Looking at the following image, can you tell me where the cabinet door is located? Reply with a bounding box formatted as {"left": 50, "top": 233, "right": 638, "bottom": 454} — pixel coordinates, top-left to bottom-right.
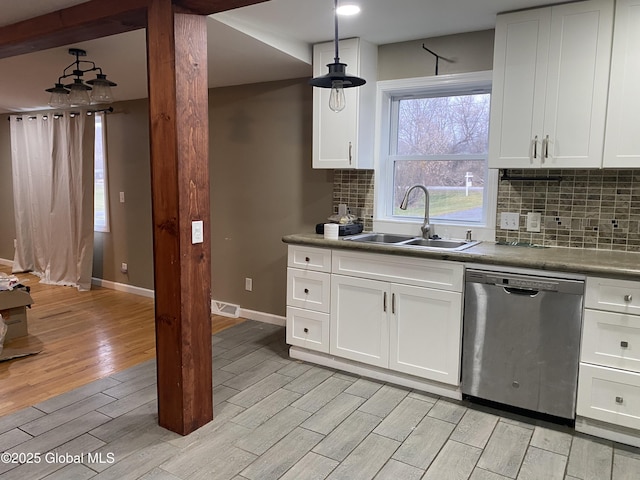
{"left": 488, "top": 8, "right": 550, "bottom": 169}
{"left": 389, "top": 284, "right": 462, "bottom": 385}
{"left": 312, "top": 39, "right": 360, "bottom": 169}
{"left": 330, "top": 274, "right": 389, "bottom": 368}
{"left": 543, "top": 0, "right": 613, "bottom": 168}
{"left": 603, "top": 0, "right": 640, "bottom": 168}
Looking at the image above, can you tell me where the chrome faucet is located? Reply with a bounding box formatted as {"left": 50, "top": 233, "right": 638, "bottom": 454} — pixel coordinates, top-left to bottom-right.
{"left": 399, "top": 185, "right": 432, "bottom": 239}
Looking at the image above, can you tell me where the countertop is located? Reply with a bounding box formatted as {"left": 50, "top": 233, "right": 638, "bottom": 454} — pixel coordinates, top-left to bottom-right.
{"left": 282, "top": 233, "right": 640, "bottom": 280}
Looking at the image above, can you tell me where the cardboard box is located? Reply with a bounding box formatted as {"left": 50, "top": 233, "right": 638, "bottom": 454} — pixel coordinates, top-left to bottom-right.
{"left": 0, "top": 288, "right": 33, "bottom": 341}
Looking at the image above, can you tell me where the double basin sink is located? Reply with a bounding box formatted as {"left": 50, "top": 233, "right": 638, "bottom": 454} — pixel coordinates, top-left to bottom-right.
{"left": 343, "top": 233, "right": 479, "bottom": 251}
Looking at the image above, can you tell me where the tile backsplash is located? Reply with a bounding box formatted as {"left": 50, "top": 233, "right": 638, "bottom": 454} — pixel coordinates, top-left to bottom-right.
{"left": 496, "top": 169, "right": 640, "bottom": 252}
{"left": 332, "top": 170, "right": 375, "bottom": 231}
{"left": 333, "top": 168, "right": 640, "bottom": 252}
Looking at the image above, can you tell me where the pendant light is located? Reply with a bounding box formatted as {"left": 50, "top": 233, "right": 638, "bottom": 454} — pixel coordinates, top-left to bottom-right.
{"left": 309, "top": 0, "right": 366, "bottom": 113}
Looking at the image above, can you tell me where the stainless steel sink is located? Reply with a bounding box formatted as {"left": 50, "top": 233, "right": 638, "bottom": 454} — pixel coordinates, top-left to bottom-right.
{"left": 403, "top": 238, "right": 480, "bottom": 250}
{"left": 344, "top": 232, "right": 479, "bottom": 251}
{"left": 344, "top": 233, "right": 416, "bottom": 244}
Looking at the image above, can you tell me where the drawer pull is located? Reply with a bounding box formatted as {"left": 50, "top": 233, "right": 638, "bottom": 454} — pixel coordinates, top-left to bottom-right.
{"left": 383, "top": 292, "right": 387, "bottom": 312}
{"left": 621, "top": 341, "right": 629, "bottom": 348}
{"left": 305, "top": 257, "right": 310, "bottom": 262}
{"left": 624, "top": 294, "right": 633, "bottom": 302}
{"left": 303, "top": 328, "right": 309, "bottom": 333}
{"left": 304, "top": 288, "right": 309, "bottom": 294}
{"left": 616, "top": 396, "right": 624, "bottom": 404}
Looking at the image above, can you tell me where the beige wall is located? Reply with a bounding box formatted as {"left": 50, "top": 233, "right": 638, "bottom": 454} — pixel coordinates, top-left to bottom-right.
{"left": 209, "top": 80, "right": 332, "bottom": 315}
{"left": 377, "top": 30, "right": 494, "bottom": 81}
{"left": 0, "top": 114, "right": 15, "bottom": 261}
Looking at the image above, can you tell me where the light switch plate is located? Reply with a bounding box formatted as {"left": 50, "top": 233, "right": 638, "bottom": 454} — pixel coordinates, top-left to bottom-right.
{"left": 526, "top": 212, "right": 542, "bottom": 232}
{"left": 191, "top": 220, "right": 204, "bottom": 244}
{"left": 500, "top": 212, "right": 520, "bottom": 230}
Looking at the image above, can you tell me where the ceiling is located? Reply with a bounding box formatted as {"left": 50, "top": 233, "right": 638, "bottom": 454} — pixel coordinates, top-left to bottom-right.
{"left": 0, "top": 0, "right": 561, "bottom": 113}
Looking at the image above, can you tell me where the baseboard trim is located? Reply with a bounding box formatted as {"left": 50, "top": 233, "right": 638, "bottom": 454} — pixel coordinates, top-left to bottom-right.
{"left": 91, "top": 277, "right": 155, "bottom": 298}
{"left": 0, "top": 258, "right": 13, "bottom": 267}
{"left": 240, "top": 308, "right": 286, "bottom": 327}
{"left": 289, "top": 346, "right": 461, "bottom": 400}
{"left": 575, "top": 416, "right": 640, "bottom": 448}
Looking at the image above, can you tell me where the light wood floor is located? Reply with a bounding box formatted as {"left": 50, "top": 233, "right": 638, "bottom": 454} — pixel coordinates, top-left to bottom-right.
{"left": 0, "top": 265, "right": 244, "bottom": 417}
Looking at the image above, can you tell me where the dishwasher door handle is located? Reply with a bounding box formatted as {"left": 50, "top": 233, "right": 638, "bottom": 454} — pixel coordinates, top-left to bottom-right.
{"left": 503, "top": 286, "right": 540, "bottom": 297}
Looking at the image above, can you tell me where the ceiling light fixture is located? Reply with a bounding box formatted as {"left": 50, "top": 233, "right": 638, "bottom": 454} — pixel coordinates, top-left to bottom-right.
{"left": 309, "top": 0, "right": 366, "bottom": 113}
{"left": 336, "top": 4, "right": 360, "bottom": 16}
{"left": 45, "top": 48, "right": 117, "bottom": 108}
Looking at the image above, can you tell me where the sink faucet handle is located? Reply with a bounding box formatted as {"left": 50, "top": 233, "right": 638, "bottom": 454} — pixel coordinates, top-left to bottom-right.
{"left": 466, "top": 230, "right": 472, "bottom": 241}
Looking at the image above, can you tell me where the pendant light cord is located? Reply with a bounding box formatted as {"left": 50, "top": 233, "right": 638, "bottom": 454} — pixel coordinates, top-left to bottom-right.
{"left": 333, "top": 0, "right": 340, "bottom": 63}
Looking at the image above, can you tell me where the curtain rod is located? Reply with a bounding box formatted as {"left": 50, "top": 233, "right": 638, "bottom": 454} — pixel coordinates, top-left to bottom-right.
{"left": 8, "top": 106, "right": 113, "bottom": 121}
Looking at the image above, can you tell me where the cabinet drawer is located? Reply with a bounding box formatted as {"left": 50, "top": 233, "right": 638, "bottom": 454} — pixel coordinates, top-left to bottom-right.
{"left": 288, "top": 245, "right": 331, "bottom": 272}
{"left": 287, "top": 268, "right": 330, "bottom": 313}
{"left": 585, "top": 277, "right": 640, "bottom": 314}
{"left": 577, "top": 363, "right": 640, "bottom": 430}
{"left": 286, "top": 307, "right": 329, "bottom": 353}
{"left": 332, "top": 250, "right": 463, "bottom": 292}
{"left": 582, "top": 309, "right": 640, "bottom": 373}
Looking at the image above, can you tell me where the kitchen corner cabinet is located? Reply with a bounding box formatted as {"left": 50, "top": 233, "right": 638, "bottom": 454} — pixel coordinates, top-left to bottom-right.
{"left": 489, "top": 0, "right": 613, "bottom": 169}
{"left": 603, "top": 0, "right": 640, "bottom": 168}
{"left": 312, "top": 38, "right": 377, "bottom": 169}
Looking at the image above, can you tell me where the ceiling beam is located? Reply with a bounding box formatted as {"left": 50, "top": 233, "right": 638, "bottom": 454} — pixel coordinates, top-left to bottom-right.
{"left": 0, "top": 0, "right": 269, "bottom": 60}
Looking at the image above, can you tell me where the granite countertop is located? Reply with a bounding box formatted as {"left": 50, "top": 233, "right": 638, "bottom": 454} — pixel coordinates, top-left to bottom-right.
{"left": 282, "top": 233, "right": 640, "bottom": 280}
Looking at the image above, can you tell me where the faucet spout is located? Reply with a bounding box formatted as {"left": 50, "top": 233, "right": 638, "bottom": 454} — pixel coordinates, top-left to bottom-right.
{"left": 399, "top": 185, "right": 432, "bottom": 239}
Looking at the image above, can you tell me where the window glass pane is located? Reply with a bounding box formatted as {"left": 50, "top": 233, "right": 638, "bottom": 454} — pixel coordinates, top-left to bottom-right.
{"left": 396, "top": 94, "right": 490, "bottom": 156}
{"left": 393, "top": 159, "right": 486, "bottom": 223}
{"left": 94, "top": 113, "right": 109, "bottom": 232}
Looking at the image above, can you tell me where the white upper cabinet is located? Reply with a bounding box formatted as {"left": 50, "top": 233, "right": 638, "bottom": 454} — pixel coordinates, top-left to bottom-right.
{"left": 312, "top": 38, "right": 377, "bottom": 169}
{"left": 489, "top": 0, "right": 613, "bottom": 169}
{"left": 603, "top": 0, "right": 640, "bottom": 168}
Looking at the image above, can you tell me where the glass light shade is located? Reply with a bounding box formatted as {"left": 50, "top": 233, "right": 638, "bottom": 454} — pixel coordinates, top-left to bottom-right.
{"left": 45, "top": 83, "right": 69, "bottom": 108}
{"left": 87, "top": 74, "right": 116, "bottom": 104}
{"left": 329, "top": 80, "right": 346, "bottom": 112}
{"left": 67, "top": 79, "right": 91, "bottom": 106}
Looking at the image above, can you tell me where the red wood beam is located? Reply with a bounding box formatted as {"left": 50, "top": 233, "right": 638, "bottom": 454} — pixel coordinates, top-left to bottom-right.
{"left": 0, "top": 0, "right": 149, "bottom": 59}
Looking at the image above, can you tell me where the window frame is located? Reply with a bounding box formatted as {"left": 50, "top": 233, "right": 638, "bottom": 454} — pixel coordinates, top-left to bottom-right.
{"left": 374, "top": 71, "right": 497, "bottom": 240}
{"left": 93, "top": 112, "right": 110, "bottom": 233}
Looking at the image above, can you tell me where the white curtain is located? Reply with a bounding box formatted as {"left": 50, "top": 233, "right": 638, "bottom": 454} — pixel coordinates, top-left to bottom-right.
{"left": 10, "top": 113, "right": 95, "bottom": 291}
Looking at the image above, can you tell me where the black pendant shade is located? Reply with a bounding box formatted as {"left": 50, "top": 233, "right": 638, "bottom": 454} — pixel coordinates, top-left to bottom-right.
{"left": 309, "top": 62, "right": 366, "bottom": 88}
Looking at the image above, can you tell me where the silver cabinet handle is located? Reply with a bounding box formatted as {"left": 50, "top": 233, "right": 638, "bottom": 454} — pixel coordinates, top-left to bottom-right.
{"left": 621, "top": 341, "right": 629, "bottom": 348}
{"left": 383, "top": 291, "right": 387, "bottom": 312}
{"left": 348, "top": 142, "right": 352, "bottom": 165}
{"left": 533, "top": 135, "right": 538, "bottom": 159}
{"left": 624, "top": 294, "right": 633, "bottom": 302}
{"left": 616, "top": 396, "right": 624, "bottom": 404}
{"left": 543, "top": 135, "right": 549, "bottom": 160}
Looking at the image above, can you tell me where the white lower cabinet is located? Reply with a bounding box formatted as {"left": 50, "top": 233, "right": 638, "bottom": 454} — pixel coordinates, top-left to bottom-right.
{"left": 390, "top": 283, "right": 462, "bottom": 385}
{"left": 330, "top": 275, "right": 389, "bottom": 368}
{"left": 577, "top": 276, "right": 640, "bottom": 445}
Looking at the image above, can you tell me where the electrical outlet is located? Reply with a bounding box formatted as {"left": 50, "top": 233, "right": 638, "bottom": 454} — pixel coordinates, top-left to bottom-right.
{"left": 245, "top": 278, "right": 253, "bottom": 292}
{"left": 119, "top": 191, "right": 125, "bottom": 203}
{"left": 121, "top": 262, "right": 128, "bottom": 273}
{"left": 526, "top": 212, "right": 542, "bottom": 232}
{"left": 500, "top": 212, "right": 520, "bottom": 230}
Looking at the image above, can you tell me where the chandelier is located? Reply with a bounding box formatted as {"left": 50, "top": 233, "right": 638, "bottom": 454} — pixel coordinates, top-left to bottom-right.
{"left": 45, "top": 48, "right": 117, "bottom": 108}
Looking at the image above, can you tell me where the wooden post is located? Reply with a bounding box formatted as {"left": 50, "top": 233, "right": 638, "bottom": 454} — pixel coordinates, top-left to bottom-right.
{"left": 146, "top": 0, "right": 212, "bottom": 435}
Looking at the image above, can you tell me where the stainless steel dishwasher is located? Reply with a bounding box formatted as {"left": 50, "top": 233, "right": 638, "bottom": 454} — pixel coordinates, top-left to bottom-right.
{"left": 461, "top": 268, "right": 584, "bottom": 420}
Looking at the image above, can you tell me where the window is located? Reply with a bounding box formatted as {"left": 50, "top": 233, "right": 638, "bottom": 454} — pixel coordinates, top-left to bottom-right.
{"left": 376, "top": 72, "right": 497, "bottom": 235}
{"left": 94, "top": 112, "right": 109, "bottom": 232}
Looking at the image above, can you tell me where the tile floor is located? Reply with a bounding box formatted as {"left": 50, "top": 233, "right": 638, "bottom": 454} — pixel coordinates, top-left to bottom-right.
{"left": 0, "top": 320, "right": 639, "bottom": 479}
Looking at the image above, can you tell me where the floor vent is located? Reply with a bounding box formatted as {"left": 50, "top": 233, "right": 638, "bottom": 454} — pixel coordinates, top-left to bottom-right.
{"left": 211, "top": 300, "right": 240, "bottom": 318}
